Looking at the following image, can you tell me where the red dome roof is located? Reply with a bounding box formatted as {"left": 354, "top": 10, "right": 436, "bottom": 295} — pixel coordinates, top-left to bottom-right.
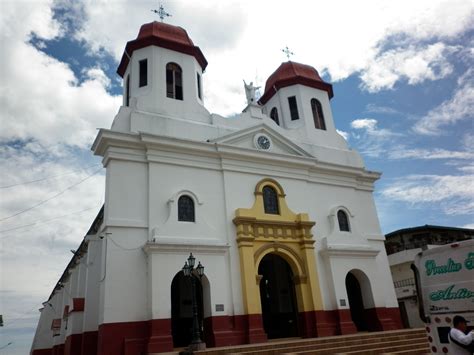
{"left": 117, "top": 21, "right": 207, "bottom": 77}
{"left": 258, "top": 61, "right": 333, "bottom": 105}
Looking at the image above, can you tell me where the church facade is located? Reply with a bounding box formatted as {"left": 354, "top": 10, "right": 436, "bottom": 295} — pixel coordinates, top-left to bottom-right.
{"left": 31, "top": 21, "right": 402, "bottom": 355}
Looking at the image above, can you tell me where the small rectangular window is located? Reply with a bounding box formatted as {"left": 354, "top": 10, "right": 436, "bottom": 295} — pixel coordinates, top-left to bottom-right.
{"left": 139, "top": 59, "right": 147, "bottom": 87}
{"left": 197, "top": 73, "right": 202, "bottom": 100}
{"left": 288, "top": 96, "right": 299, "bottom": 120}
{"left": 166, "top": 69, "right": 173, "bottom": 98}
{"left": 175, "top": 70, "right": 183, "bottom": 100}
{"left": 125, "top": 75, "right": 130, "bottom": 106}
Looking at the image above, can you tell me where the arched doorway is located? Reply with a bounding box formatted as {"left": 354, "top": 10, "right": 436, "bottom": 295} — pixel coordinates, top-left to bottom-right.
{"left": 345, "top": 270, "right": 380, "bottom": 332}
{"left": 258, "top": 254, "right": 299, "bottom": 339}
{"left": 345, "top": 272, "right": 367, "bottom": 331}
{"left": 171, "top": 271, "right": 204, "bottom": 347}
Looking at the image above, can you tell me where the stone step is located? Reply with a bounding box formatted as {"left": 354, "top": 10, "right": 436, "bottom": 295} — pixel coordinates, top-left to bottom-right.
{"left": 336, "top": 342, "right": 430, "bottom": 355}
{"left": 285, "top": 337, "right": 429, "bottom": 355}
{"left": 196, "top": 329, "right": 428, "bottom": 355}
{"left": 380, "top": 348, "right": 430, "bottom": 354}
{"left": 236, "top": 335, "right": 428, "bottom": 355}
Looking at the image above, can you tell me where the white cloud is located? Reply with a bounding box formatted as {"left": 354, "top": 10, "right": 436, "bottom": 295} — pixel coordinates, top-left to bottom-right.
{"left": 351, "top": 118, "right": 398, "bottom": 137}
{"left": 384, "top": 0, "right": 474, "bottom": 40}
{"left": 381, "top": 174, "right": 474, "bottom": 215}
{"left": 360, "top": 43, "right": 457, "bottom": 92}
{"left": 457, "top": 165, "right": 474, "bottom": 173}
{"left": 351, "top": 118, "right": 377, "bottom": 130}
{"left": 389, "top": 147, "right": 474, "bottom": 160}
{"left": 349, "top": 118, "right": 402, "bottom": 157}
{"left": 413, "top": 70, "right": 474, "bottom": 135}
{"left": 0, "top": 1, "right": 121, "bottom": 148}
{"left": 336, "top": 129, "right": 349, "bottom": 140}
{"left": 0, "top": 4, "right": 114, "bottom": 352}
{"left": 0, "top": 143, "right": 104, "bottom": 354}
{"left": 365, "top": 103, "right": 401, "bottom": 115}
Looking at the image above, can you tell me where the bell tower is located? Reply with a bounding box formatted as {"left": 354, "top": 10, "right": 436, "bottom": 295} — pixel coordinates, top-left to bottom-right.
{"left": 116, "top": 21, "right": 209, "bottom": 122}
{"left": 259, "top": 61, "right": 345, "bottom": 148}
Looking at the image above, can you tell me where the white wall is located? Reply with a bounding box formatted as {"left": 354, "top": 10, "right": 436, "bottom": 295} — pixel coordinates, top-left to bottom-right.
{"left": 96, "top": 138, "right": 395, "bottom": 324}
{"left": 82, "top": 235, "right": 103, "bottom": 332}
{"left": 30, "top": 306, "right": 54, "bottom": 352}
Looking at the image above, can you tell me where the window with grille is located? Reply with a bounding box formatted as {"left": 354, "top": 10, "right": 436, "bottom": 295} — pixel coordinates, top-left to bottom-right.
{"left": 337, "top": 210, "right": 350, "bottom": 232}
{"left": 288, "top": 96, "right": 299, "bottom": 121}
{"left": 311, "top": 98, "right": 326, "bottom": 130}
{"left": 178, "top": 195, "right": 195, "bottom": 222}
{"left": 263, "top": 186, "right": 279, "bottom": 214}
{"left": 270, "top": 107, "right": 280, "bottom": 125}
{"left": 166, "top": 63, "right": 183, "bottom": 100}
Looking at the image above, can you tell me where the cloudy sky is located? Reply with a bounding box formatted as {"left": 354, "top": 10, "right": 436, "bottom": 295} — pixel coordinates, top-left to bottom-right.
{"left": 0, "top": 0, "right": 473, "bottom": 353}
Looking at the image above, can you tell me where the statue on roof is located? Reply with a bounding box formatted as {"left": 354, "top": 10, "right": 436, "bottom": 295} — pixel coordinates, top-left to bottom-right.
{"left": 243, "top": 80, "right": 260, "bottom": 105}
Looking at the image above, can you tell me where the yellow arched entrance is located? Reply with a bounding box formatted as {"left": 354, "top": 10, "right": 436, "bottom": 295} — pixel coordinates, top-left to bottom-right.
{"left": 233, "top": 179, "right": 323, "bottom": 331}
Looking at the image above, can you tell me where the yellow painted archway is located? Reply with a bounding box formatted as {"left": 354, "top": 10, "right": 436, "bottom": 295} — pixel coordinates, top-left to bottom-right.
{"left": 233, "top": 178, "right": 323, "bottom": 318}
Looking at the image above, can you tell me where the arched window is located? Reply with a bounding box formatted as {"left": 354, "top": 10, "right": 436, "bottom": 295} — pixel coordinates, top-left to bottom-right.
{"left": 125, "top": 75, "right": 130, "bottom": 107}
{"left": 178, "top": 195, "right": 195, "bottom": 222}
{"left": 311, "top": 99, "right": 326, "bottom": 130}
{"left": 262, "top": 186, "right": 279, "bottom": 214}
{"left": 337, "top": 210, "right": 350, "bottom": 232}
{"left": 166, "top": 63, "right": 183, "bottom": 100}
{"left": 270, "top": 107, "right": 280, "bottom": 126}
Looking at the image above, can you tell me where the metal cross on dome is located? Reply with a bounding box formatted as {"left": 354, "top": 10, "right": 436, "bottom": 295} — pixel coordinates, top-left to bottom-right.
{"left": 151, "top": 4, "right": 172, "bottom": 22}
{"left": 281, "top": 46, "right": 294, "bottom": 60}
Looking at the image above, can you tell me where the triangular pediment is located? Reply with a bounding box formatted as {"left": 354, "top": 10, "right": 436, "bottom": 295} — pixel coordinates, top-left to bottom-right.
{"left": 210, "top": 124, "right": 314, "bottom": 158}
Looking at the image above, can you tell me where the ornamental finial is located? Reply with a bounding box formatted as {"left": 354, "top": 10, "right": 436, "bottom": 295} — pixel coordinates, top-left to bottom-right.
{"left": 281, "top": 46, "right": 294, "bottom": 60}
{"left": 151, "top": 4, "right": 172, "bottom": 22}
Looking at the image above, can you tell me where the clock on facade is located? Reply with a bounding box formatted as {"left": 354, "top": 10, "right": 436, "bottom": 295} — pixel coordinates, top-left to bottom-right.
{"left": 254, "top": 134, "right": 272, "bottom": 150}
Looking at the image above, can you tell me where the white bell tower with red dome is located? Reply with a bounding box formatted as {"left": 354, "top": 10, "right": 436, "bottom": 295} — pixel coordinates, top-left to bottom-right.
{"left": 258, "top": 61, "right": 346, "bottom": 149}
{"left": 116, "top": 21, "right": 210, "bottom": 123}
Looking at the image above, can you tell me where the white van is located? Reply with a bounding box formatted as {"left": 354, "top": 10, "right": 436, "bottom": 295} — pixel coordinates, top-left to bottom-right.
{"left": 411, "top": 239, "right": 474, "bottom": 354}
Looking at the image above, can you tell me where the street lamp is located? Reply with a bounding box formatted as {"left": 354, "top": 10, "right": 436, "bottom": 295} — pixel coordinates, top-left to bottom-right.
{"left": 181, "top": 253, "right": 206, "bottom": 352}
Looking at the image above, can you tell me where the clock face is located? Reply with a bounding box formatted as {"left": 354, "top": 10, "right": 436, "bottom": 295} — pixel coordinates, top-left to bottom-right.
{"left": 256, "top": 135, "right": 271, "bottom": 150}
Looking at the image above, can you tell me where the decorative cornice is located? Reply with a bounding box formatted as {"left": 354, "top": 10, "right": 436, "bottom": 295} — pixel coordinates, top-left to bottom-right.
{"left": 320, "top": 245, "right": 380, "bottom": 258}
{"left": 143, "top": 242, "right": 229, "bottom": 254}
{"left": 92, "top": 129, "right": 381, "bottom": 188}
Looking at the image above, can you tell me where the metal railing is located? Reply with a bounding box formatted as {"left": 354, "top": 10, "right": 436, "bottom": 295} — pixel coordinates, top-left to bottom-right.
{"left": 394, "top": 278, "right": 415, "bottom": 288}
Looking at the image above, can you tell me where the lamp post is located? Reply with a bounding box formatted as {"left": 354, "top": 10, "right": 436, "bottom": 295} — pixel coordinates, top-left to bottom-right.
{"left": 182, "top": 253, "right": 206, "bottom": 352}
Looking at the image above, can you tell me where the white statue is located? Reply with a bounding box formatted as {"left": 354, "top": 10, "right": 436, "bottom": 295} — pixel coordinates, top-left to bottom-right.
{"left": 243, "top": 80, "right": 260, "bottom": 105}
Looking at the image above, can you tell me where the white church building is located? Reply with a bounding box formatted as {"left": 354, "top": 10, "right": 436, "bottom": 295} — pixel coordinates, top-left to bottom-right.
{"left": 31, "top": 21, "right": 402, "bottom": 355}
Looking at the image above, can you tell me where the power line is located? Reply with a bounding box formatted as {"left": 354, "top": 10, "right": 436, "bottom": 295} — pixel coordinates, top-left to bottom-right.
{"left": 0, "top": 168, "right": 103, "bottom": 222}
{"left": 2, "top": 304, "right": 41, "bottom": 328}
{"left": 0, "top": 163, "right": 101, "bottom": 189}
{"left": 108, "top": 235, "right": 145, "bottom": 251}
{"left": 0, "top": 205, "right": 101, "bottom": 238}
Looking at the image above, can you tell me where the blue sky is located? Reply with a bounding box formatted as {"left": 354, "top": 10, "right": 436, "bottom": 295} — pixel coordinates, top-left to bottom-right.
{"left": 0, "top": 0, "right": 473, "bottom": 353}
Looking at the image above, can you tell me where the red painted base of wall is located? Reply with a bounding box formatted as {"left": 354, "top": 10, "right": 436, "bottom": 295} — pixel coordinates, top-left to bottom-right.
{"left": 32, "top": 307, "right": 403, "bottom": 355}
{"left": 147, "top": 319, "right": 173, "bottom": 353}
{"left": 51, "top": 344, "right": 64, "bottom": 355}
{"left": 81, "top": 331, "right": 98, "bottom": 355}
{"left": 367, "top": 307, "right": 403, "bottom": 331}
{"left": 32, "top": 349, "right": 53, "bottom": 355}
{"left": 64, "top": 334, "right": 82, "bottom": 355}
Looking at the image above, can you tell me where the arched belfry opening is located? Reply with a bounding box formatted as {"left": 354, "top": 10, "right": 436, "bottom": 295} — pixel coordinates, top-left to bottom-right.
{"left": 258, "top": 253, "right": 299, "bottom": 339}
{"left": 171, "top": 271, "right": 206, "bottom": 347}
{"left": 233, "top": 178, "right": 324, "bottom": 342}
{"left": 345, "top": 270, "right": 381, "bottom": 332}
